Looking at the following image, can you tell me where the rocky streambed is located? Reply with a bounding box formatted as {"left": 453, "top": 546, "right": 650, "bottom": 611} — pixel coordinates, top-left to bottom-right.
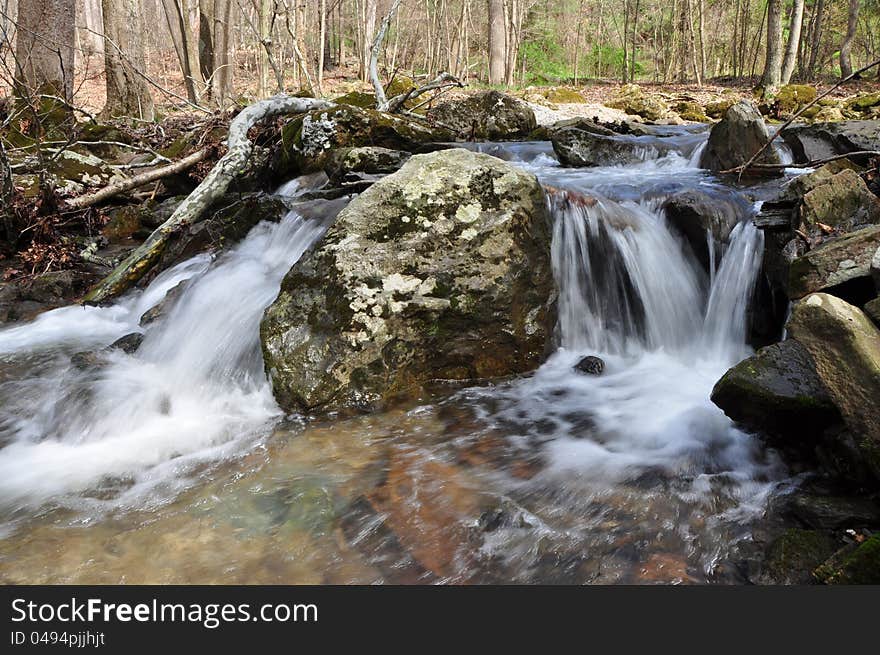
{"left": 1, "top": 91, "right": 880, "bottom": 584}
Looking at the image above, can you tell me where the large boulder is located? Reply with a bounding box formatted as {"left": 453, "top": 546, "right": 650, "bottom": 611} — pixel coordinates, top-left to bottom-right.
{"left": 781, "top": 120, "right": 880, "bottom": 166}
{"left": 426, "top": 91, "right": 537, "bottom": 140}
{"left": 550, "top": 121, "right": 672, "bottom": 167}
{"left": 787, "top": 293, "right": 880, "bottom": 480}
{"left": 277, "top": 105, "right": 453, "bottom": 175}
{"left": 699, "top": 100, "right": 782, "bottom": 172}
{"left": 872, "top": 245, "right": 880, "bottom": 289}
{"left": 606, "top": 84, "right": 670, "bottom": 121}
{"left": 323, "top": 146, "right": 411, "bottom": 186}
{"left": 261, "top": 148, "right": 556, "bottom": 413}
{"left": 710, "top": 339, "right": 840, "bottom": 442}
{"left": 788, "top": 225, "right": 880, "bottom": 300}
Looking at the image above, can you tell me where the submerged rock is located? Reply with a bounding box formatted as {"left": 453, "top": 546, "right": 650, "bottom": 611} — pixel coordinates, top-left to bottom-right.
{"left": 699, "top": 100, "right": 782, "bottom": 172}
{"left": 710, "top": 339, "right": 840, "bottom": 442}
{"left": 781, "top": 120, "right": 880, "bottom": 166}
{"left": 426, "top": 90, "right": 536, "bottom": 140}
{"left": 574, "top": 355, "right": 605, "bottom": 376}
{"left": 787, "top": 293, "right": 880, "bottom": 481}
{"left": 788, "top": 225, "right": 880, "bottom": 301}
{"left": 661, "top": 189, "right": 748, "bottom": 270}
{"left": 261, "top": 148, "right": 556, "bottom": 413}
{"left": 550, "top": 122, "right": 671, "bottom": 167}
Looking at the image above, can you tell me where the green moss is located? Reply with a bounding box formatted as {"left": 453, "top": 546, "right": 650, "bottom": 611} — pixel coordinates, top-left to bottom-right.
{"left": 764, "top": 528, "right": 837, "bottom": 584}
{"left": 705, "top": 98, "right": 735, "bottom": 119}
{"left": 674, "top": 101, "right": 709, "bottom": 122}
{"left": 333, "top": 91, "right": 376, "bottom": 109}
{"left": 815, "top": 534, "right": 880, "bottom": 584}
{"left": 845, "top": 92, "right": 880, "bottom": 112}
{"left": 544, "top": 88, "right": 585, "bottom": 104}
{"left": 777, "top": 84, "right": 817, "bottom": 114}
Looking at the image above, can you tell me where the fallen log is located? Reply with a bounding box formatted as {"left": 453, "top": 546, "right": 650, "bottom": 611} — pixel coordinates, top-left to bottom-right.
{"left": 66, "top": 148, "right": 208, "bottom": 210}
{"left": 82, "top": 95, "right": 331, "bottom": 304}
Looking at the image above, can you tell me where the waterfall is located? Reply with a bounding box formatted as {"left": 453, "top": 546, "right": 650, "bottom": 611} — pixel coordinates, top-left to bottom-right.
{"left": 0, "top": 202, "right": 331, "bottom": 514}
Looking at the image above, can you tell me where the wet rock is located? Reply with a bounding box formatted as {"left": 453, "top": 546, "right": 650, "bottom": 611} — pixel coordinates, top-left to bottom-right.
{"left": 550, "top": 123, "right": 672, "bottom": 167}
{"left": 758, "top": 528, "right": 837, "bottom": 585}
{"left": 606, "top": 84, "right": 670, "bottom": 122}
{"left": 788, "top": 225, "right": 880, "bottom": 301}
{"left": 426, "top": 90, "right": 537, "bottom": 140}
{"left": 710, "top": 339, "right": 840, "bottom": 442}
{"left": 323, "top": 146, "right": 411, "bottom": 185}
{"left": 778, "top": 492, "right": 880, "bottom": 531}
{"left": 814, "top": 533, "right": 880, "bottom": 584}
{"left": 110, "top": 332, "right": 144, "bottom": 353}
{"left": 865, "top": 298, "right": 880, "bottom": 327}
{"left": 700, "top": 100, "right": 782, "bottom": 172}
{"left": 781, "top": 120, "right": 880, "bottom": 166}
{"left": 574, "top": 355, "right": 605, "bottom": 376}
{"left": 71, "top": 332, "right": 143, "bottom": 370}
{"left": 261, "top": 148, "right": 555, "bottom": 413}
{"left": 787, "top": 162, "right": 880, "bottom": 234}
{"left": 787, "top": 293, "right": 880, "bottom": 481}
{"left": 0, "top": 269, "right": 100, "bottom": 324}
{"left": 277, "top": 105, "right": 453, "bottom": 176}
{"left": 155, "top": 192, "right": 291, "bottom": 275}
{"left": 139, "top": 280, "right": 188, "bottom": 327}
{"left": 662, "top": 189, "right": 748, "bottom": 270}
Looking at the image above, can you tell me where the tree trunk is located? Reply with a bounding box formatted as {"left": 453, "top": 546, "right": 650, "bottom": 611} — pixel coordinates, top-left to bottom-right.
{"left": 0, "top": 138, "right": 14, "bottom": 242}
{"left": 806, "top": 0, "right": 826, "bottom": 79}
{"left": 780, "top": 0, "right": 804, "bottom": 84}
{"left": 14, "top": 0, "right": 76, "bottom": 102}
{"left": 211, "top": 0, "right": 234, "bottom": 106}
{"left": 258, "top": 0, "right": 272, "bottom": 97}
{"left": 760, "top": 0, "right": 783, "bottom": 93}
{"left": 487, "top": 0, "right": 505, "bottom": 84}
{"left": 318, "top": 0, "right": 327, "bottom": 95}
{"left": 164, "top": 0, "right": 205, "bottom": 103}
{"left": 101, "top": 0, "right": 155, "bottom": 119}
{"left": 361, "top": 0, "right": 377, "bottom": 83}
{"left": 839, "top": 0, "right": 859, "bottom": 79}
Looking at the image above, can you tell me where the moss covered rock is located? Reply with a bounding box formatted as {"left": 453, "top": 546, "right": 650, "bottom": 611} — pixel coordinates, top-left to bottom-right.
{"left": 760, "top": 528, "right": 838, "bottom": 585}
{"left": 710, "top": 339, "right": 840, "bottom": 442}
{"left": 544, "top": 88, "right": 586, "bottom": 104}
{"left": 278, "top": 105, "right": 453, "bottom": 176}
{"left": 776, "top": 84, "right": 817, "bottom": 115}
{"left": 260, "top": 148, "right": 556, "bottom": 413}
{"left": 814, "top": 534, "right": 880, "bottom": 584}
{"left": 789, "top": 163, "right": 880, "bottom": 234}
{"left": 607, "top": 84, "right": 670, "bottom": 121}
{"left": 427, "top": 91, "right": 537, "bottom": 140}
{"left": 323, "top": 146, "right": 411, "bottom": 185}
{"left": 674, "top": 101, "right": 709, "bottom": 122}
{"left": 787, "top": 293, "right": 880, "bottom": 481}
{"left": 705, "top": 97, "right": 736, "bottom": 119}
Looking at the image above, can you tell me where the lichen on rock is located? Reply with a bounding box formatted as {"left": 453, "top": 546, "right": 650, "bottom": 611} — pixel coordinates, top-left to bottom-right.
{"left": 260, "top": 148, "right": 557, "bottom": 413}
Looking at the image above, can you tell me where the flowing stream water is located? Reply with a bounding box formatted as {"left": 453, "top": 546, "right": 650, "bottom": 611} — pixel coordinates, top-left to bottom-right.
{"left": 0, "top": 127, "right": 799, "bottom": 583}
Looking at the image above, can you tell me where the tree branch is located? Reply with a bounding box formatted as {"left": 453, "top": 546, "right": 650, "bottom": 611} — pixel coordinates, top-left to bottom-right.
{"left": 81, "top": 95, "right": 331, "bottom": 304}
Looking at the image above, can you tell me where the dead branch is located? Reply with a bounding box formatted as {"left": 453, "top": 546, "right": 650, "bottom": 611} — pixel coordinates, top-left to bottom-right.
{"left": 65, "top": 148, "right": 209, "bottom": 210}
{"left": 728, "top": 57, "right": 880, "bottom": 178}
{"left": 386, "top": 72, "right": 464, "bottom": 114}
{"left": 81, "top": 95, "right": 331, "bottom": 304}
{"left": 370, "top": 0, "right": 403, "bottom": 111}
{"left": 725, "top": 150, "right": 880, "bottom": 174}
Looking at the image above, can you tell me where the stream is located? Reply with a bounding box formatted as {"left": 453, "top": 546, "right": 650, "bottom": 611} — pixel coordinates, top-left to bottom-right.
{"left": 0, "top": 126, "right": 803, "bottom": 584}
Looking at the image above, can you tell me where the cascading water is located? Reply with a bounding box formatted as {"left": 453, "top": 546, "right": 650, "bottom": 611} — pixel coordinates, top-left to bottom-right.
{"left": 0, "top": 191, "right": 333, "bottom": 522}
{"left": 0, "top": 125, "right": 793, "bottom": 583}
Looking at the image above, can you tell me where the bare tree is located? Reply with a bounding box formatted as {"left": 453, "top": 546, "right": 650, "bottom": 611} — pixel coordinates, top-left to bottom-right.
{"left": 759, "top": 0, "right": 782, "bottom": 94}
{"left": 14, "top": 0, "right": 76, "bottom": 102}
{"left": 102, "top": 0, "right": 155, "bottom": 119}
{"left": 488, "top": 0, "right": 505, "bottom": 84}
{"left": 162, "top": 0, "right": 205, "bottom": 102}
{"left": 839, "top": 0, "right": 859, "bottom": 79}
{"left": 780, "top": 0, "right": 804, "bottom": 84}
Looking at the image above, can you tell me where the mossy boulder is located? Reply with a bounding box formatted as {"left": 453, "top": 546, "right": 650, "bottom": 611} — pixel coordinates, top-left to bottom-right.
{"left": 277, "top": 105, "right": 453, "bottom": 176}
{"left": 844, "top": 92, "right": 880, "bottom": 113}
{"left": 788, "top": 225, "right": 880, "bottom": 300}
{"left": 543, "top": 88, "right": 586, "bottom": 104}
{"left": 787, "top": 293, "right": 880, "bottom": 481}
{"left": 607, "top": 84, "right": 669, "bottom": 122}
{"left": 333, "top": 91, "right": 376, "bottom": 109}
{"left": 260, "top": 148, "right": 556, "bottom": 413}
{"left": 705, "top": 97, "right": 736, "bottom": 119}
{"left": 814, "top": 534, "right": 880, "bottom": 584}
{"left": 776, "top": 84, "right": 817, "bottom": 115}
{"left": 426, "top": 90, "right": 537, "bottom": 140}
{"left": 710, "top": 339, "right": 840, "bottom": 443}
{"left": 674, "top": 101, "right": 709, "bottom": 122}
{"left": 700, "top": 100, "right": 782, "bottom": 172}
